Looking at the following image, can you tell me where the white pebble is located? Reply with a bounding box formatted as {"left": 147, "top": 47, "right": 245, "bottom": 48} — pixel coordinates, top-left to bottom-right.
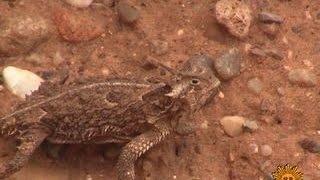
{"left": 65, "top": 0, "right": 94, "bottom": 8}
{"left": 2, "top": 66, "right": 44, "bottom": 99}
{"left": 220, "top": 116, "right": 245, "bottom": 137}
{"left": 260, "top": 144, "right": 273, "bottom": 157}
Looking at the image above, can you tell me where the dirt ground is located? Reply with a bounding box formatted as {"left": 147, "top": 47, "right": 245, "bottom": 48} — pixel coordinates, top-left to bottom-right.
{"left": 0, "top": 0, "right": 320, "bottom": 179}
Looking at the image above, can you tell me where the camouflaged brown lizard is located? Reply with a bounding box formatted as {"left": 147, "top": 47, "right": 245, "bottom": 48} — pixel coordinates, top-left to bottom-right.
{"left": 0, "top": 56, "right": 220, "bottom": 180}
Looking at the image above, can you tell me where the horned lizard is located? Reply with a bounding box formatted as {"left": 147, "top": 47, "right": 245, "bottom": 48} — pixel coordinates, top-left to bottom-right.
{"left": 0, "top": 57, "right": 220, "bottom": 180}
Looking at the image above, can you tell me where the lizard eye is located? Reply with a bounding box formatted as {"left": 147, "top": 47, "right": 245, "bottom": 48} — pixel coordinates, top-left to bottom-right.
{"left": 190, "top": 78, "right": 200, "bottom": 85}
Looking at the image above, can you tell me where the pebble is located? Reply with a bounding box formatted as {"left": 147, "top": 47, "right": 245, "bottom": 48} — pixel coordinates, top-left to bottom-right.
{"left": 220, "top": 116, "right": 245, "bottom": 137}
{"left": 151, "top": 40, "right": 169, "bottom": 56}
{"left": 249, "top": 143, "right": 259, "bottom": 154}
{"left": 2, "top": 66, "right": 44, "bottom": 99}
{"left": 291, "top": 25, "right": 303, "bottom": 34}
{"left": 53, "top": 10, "right": 105, "bottom": 42}
{"left": 182, "top": 54, "right": 215, "bottom": 75}
{"left": 243, "top": 120, "right": 258, "bottom": 131}
{"left": 258, "top": 11, "right": 284, "bottom": 23}
{"left": 265, "top": 49, "right": 284, "bottom": 60}
{"left": 260, "top": 23, "right": 279, "bottom": 38}
{"left": 215, "top": 0, "right": 252, "bottom": 38}
{"left": 214, "top": 48, "right": 241, "bottom": 80}
{"left": 0, "top": 15, "right": 51, "bottom": 56}
{"left": 65, "top": 0, "right": 93, "bottom": 8}
{"left": 117, "top": 0, "right": 140, "bottom": 24}
{"left": 260, "top": 160, "right": 271, "bottom": 170}
{"left": 260, "top": 99, "right": 272, "bottom": 113}
{"left": 249, "top": 47, "right": 266, "bottom": 57}
{"left": 260, "top": 144, "right": 273, "bottom": 156}
{"left": 288, "top": 69, "right": 317, "bottom": 87}
{"left": 175, "top": 121, "right": 195, "bottom": 135}
{"left": 247, "top": 78, "right": 264, "bottom": 95}
{"left": 300, "top": 138, "right": 320, "bottom": 153}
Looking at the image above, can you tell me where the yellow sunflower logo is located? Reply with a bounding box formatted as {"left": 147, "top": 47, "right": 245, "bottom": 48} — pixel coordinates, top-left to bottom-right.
{"left": 272, "top": 164, "right": 303, "bottom": 180}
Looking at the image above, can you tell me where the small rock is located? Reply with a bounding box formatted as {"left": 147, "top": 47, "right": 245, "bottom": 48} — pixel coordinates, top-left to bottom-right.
{"left": 249, "top": 143, "right": 259, "bottom": 154}
{"left": 260, "top": 23, "right": 279, "bottom": 38}
{"left": 243, "top": 120, "right": 258, "bottom": 131}
{"left": 265, "top": 49, "right": 284, "bottom": 60}
{"left": 215, "top": 0, "right": 252, "bottom": 38}
{"left": 58, "top": 68, "right": 70, "bottom": 85}
{"left": 277, "top": 87, "right": 285, "bottom": 96}
{"left": 288, "top": 69, "right": 317, "bottom": 87}
{"left": 2, "top": 66, "right": 44, "bottom": 99}
{"left": 260, "top": 99, "right": 272, "bottom": 113}
{"left": 117, "top": 0, "right": 140, "bottom": 24}
{"left": 258, "top": 11, "right": 284, "bottom": 23}
{"left": 300, "top": 138, "right": 320, "bottom": 153}
{"left": 175, "top": 121, "right": 195, "bottom": 135}
{"left": 247, "top": 78, "right": 264, "bottom": 95}
{"left": 53, "top": 9, "right": 105, "bottom": 42}
{"left": 260, "top": 160, "right": 272, "bottom": 170}
{"left": 0, "top": 15, "right": 51, "bottom": 56}
{"left": 151, "top": 40, "right": 169, "bottom": 56}
{"left": 249, "top": 47, "right": 266, "bottom": 57}
{"left": 65, "top": 0, "right": 94, "bottom": 8}
{"left": 214, "top": 48, "right": 241, "bottom": 80}
{"left": 220, "top": 116, "right": 245, "bottom": 137}
{"left": 182, "top": 54, "right": 215, "bottom": 75}
{"left": 260, "top": 144, "right": 273, "bottom": 156}
{"left": 291, "top": 25, "right": 303, "bottom": 34}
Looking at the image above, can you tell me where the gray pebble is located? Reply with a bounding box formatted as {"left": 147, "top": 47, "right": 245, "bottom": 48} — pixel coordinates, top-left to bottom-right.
{"left": 117, "top": 0, "right": 140, "bottom": 24}
{"left": 258, "top": 11, "right": 284, "bottom": 24}
{"left": 182, "top": 54, "right": 214, "bottom": 74}
{"left": 175, "top": 121, "right": 195, "bottom": 135}
{"left": 151, "top": 40, "right": 169, "bottom": 56}
{"left": 291, "top": 25, "right": 303, "bottom": 34}
{"left": 260, "top": 23, "right": 279, "bottom": 38}
{"left": 247, "top": 78, "right": 264, "bottom": 95}
{"left": 220, "top": 116, "right": 245, "bottom": 137}
{"left": 265, "top": 49, "right": 284, "bottom": 60}
{"left": 300, "top": 138, "right": 320, "bottom": 153}
{"left": 214, "top": 48, "right": 241, "bottom": 80}
{"left": 249, "top": 47, "right": 267, "bottom": 57}
{"left": 0, "top": 15, "right": 51, "bottom": 56}
{"left": 243, "top": 120, "right": 258, "bottom": 131}
{"left": 260, "top": 144, "right": 273, "bottom": 156}
{"left": 288, "top": 69, "right": 317, "bottom": 87}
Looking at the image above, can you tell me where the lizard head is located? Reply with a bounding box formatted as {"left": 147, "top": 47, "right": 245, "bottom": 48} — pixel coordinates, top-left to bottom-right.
{"left": 166, "top": 55, "right": 221, "bottom": 113}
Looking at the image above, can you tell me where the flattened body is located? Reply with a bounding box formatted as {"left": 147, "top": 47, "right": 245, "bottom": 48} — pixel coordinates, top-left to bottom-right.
{"left": 5, "top": 78, "right": 175, "bottom": 143}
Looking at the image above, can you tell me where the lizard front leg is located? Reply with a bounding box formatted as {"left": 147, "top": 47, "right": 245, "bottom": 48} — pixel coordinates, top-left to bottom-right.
{"left": 116, "top": 121, "right": 171, "bottom": 180}
{"left": 0, "top": 129, "right": 48, "bottom": 179}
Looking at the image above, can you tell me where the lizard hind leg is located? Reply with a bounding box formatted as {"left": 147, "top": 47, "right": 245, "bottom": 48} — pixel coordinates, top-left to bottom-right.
{"left": 0, "top": 129, "right": 48, "bottom": 179}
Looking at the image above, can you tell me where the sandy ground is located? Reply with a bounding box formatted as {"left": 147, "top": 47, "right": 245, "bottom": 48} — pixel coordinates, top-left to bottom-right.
{"left": 0, "top": 0, "right": 319, "bottom": 179}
